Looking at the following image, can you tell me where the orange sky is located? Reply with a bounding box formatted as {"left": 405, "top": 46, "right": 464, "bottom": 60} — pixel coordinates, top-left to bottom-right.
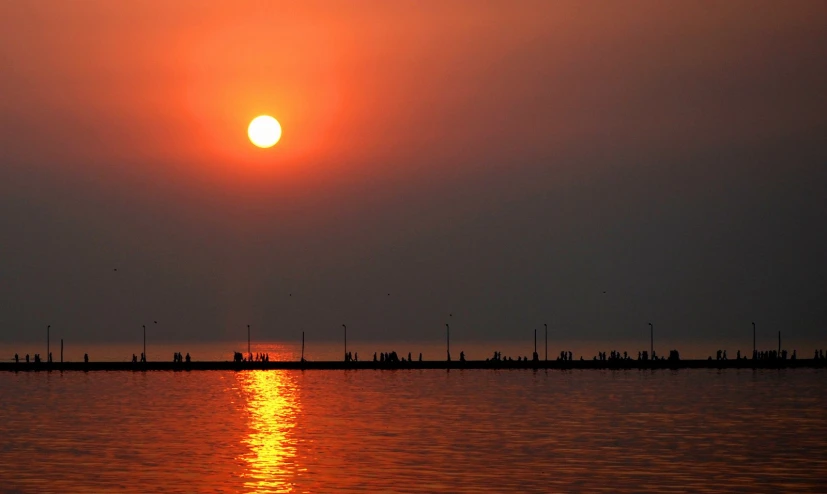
{"left": 1, "top": 1, "right": 825, "bottom": 345}
{"left": 6, "top": 2, "right": 822, "bottom": 187}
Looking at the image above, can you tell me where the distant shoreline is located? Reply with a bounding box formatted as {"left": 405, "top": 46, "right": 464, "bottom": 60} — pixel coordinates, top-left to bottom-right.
{"left": 2, "top": 359, "right": 825, "bottom": 372}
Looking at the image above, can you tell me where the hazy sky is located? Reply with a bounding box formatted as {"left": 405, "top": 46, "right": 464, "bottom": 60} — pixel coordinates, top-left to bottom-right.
{"left": 1, "top": 1, "right": 825, "bottom": 348}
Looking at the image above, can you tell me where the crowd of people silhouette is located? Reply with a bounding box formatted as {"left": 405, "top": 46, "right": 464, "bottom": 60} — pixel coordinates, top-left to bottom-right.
{"left": 752, "top": 349, "right": 794, "bottom": 360}
{"left": 7, "top": 345, "right": 825, "bottom": 368}
{"left": 232, "top": 352, "right": 269, "bottom": 362}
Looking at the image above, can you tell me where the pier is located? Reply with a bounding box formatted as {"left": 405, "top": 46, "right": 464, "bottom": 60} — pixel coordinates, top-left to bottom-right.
{"left": 1, "top": 359, "right": 824, "bottom": 372}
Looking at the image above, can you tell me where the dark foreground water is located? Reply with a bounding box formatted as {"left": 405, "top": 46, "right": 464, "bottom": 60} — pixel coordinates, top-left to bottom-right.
{"left": 0, "top": 368, "right": 825, "bottom": 493}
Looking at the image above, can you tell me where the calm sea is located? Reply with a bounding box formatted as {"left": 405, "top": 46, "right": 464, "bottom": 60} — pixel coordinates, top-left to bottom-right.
{"left": 0, "top": 357, "right": 825, "bottom": 493}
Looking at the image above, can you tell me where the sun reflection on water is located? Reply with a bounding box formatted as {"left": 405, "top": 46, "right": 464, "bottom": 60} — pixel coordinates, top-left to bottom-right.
{"left": 238, "top": 371, "right": 300, "bottom": 493}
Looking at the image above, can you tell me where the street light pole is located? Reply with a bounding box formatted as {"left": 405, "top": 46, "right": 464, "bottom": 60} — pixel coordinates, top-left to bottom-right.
{"left": 649, "top": 322, "right": 653, "bottom": 358}
{"left": 247, "top": 324, "right": 251, "bottom": 361}
{"left": 446, "top": 323, "right": 450, "bottom": 361}
{"left": 342, "top": 324, "right": 347, "bottom": 361}
{"left": 143, "top": 325, "right": 146, "bottom": 362}
{"left": 47, "top": 325, "right": 50, "bottom": 363}
{"left": 544, "top": 323, "right": 548, "bottom": 361}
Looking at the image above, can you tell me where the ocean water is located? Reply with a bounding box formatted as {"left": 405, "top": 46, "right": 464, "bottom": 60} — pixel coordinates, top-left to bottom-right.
{"left": 0, "top": 366, "right": 825, "bottom": 492}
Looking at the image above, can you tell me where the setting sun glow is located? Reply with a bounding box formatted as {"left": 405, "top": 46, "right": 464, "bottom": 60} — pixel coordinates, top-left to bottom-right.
{"left": 248, "top": 116, "right": 282, "bottom": 148}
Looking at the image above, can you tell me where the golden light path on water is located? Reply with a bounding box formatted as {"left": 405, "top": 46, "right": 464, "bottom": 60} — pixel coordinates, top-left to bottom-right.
{"left": 237, "top": 371, "right": 300, "bottom": 493}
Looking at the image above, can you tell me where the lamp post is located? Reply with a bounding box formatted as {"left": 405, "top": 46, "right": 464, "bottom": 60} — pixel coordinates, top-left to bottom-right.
{"left": 649, "top": 322, "right": 653, "bottom": 358}
{"left": 544, "top": 323, "right": 548, "bottom": 361}
{"left": 342, "top": 324, "right": 347, "bottom": 361}
{"left": 247, "top": 324, "right": 251, "bottom": 361}
{"left": 752, "top": 321, "right": 756, "bottom": 356}
{"left": 143, "top": 325, "right": 146, "bottom": 362}
{"left": 47, "top": 325, "right": 50, "bottom": 363}
{"left": 446, "top": 323, "right": 450, "bottom": 361}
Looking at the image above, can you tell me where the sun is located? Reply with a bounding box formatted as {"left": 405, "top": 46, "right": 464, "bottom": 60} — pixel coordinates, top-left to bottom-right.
{"left": 248, "top": 115, "right": 282, "bottom": 148}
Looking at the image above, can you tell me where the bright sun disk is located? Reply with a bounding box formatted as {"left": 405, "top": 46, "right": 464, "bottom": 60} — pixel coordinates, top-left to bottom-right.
{"left": 248, "top": 115, "right": 282, "bottom": 148}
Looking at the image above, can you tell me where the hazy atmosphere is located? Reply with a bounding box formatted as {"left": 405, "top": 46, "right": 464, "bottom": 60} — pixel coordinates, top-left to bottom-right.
{"left": 1, "top": 1, "right": 825, "bottom": 347}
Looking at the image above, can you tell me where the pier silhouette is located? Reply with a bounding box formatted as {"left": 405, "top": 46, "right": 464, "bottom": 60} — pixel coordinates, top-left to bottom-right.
{"left": 2, "top": 355, "right": 825, "bottom": 372}
{"left": 7, "top": 322, "right": 822, "bottom": 372}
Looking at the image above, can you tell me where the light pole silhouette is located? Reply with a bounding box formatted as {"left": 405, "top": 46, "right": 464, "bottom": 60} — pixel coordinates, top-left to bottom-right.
{"left": 47, "top": 325, "right": 50, "bottom": 364}
{"left": 446, "top": 323, "right": 451, "bottom": 361}
{"left": 247, "top": 324, "right": 251, "bottom": 361}
{"left": 343, "top": 324, "right": 347, "bottom": 361}
{"left": 143, "top": 325, "right": 146, "bottom": 362}
{"left": 752, "top": 322, "right": 756, "bottom": 356}
{"left": 544, "top": 323, "right": 548, "bottom": 361}
{"left": 649, "top": 322, "right": 653, "bottom": 358}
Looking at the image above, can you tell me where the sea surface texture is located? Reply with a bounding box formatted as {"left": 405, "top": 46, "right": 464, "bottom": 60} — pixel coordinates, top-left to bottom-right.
{"left": 0, "top": 368, "right": 824, "bottom": 492}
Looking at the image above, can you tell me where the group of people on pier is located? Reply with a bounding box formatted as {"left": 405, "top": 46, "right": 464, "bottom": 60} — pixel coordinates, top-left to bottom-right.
{"left": 592, "top": 350, "right": 680, "bottom": 361}
{"left": 12, "top": 353, "right": 52, "bottom": 364}
{"left": 372, "top": 351, "right": 424, "bottom": 363}
{"left": 718, "top": 349, "right": 798, "bottom": 360}
{"left": 10, "top": 353, "right": 87, "bottom": 364}
{"left": 232, "top": 352, "right": 269, "bottom": 362}
{"left": 487, "top": 351, "right": 537, "bottom": 362}
{"left": 752, "top": 349, "right": 794, "bottom": 360}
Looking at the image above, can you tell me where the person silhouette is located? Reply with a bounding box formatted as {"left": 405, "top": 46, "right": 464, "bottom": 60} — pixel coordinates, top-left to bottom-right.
{"left": 373, "top": 352, "right": 377, "bottom": 362}
{"left": 460, "top": 351, "right": 465, "bottom": 362}
{"left": 419, "top": 353, "right": 422, "bottom": 362}
{"left": 354, "top": 352, "right": 358, "bottom": 362}
{"left": 408, "top": 352, "right": 412, "bottom": 362}
{"left": 185, "top": 353, "right": 191, "bottom": 363}
{"left": 84, "top": 353, "right": 89, "bottom": 363}
{"left": 14, "top": 353, "right": 19, "bottom": 364}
